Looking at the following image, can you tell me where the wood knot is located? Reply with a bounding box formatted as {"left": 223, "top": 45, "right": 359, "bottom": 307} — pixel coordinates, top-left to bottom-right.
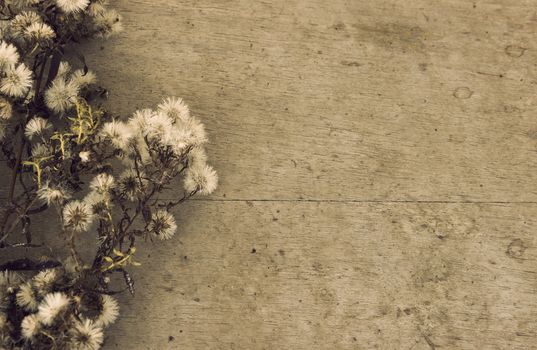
{"left": 506, "top": 239, "right": 526, "bottom": 259}
{"left": 453, "top": 87, "right": 473, "bottom": 99}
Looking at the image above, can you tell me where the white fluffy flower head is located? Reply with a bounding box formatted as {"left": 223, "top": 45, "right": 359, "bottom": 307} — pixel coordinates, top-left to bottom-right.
{"left": 171, "top": 117, "right": 207, "bottom": 152}
{"left": 84, "top": 191, "right": 112, "bottom": 218}
{"left": 25, "top": 117, "right": 51, "bottom": 139}
{"left": 63, "top": 200, "right": 94, "bottom": 232}
{"left": 144, "top": 112, "right": 173, "bottom": 141}
{"left": 118, "top": 168, "right": 147, "bottom": 200}
{"left": 38, "top": 183, "right": 70, "bottom": 205}
{"left": 16, "top": 283, "right": 38, "bottom": 311}
{"left": 69, "top": 319, "right": 104, "bottom": 350}
{"left": 79, "top": 150, "right": 91, "bottom": 163}
{"left": 128, "top": 109, "right": 153, "bottom": 130}
{"left": 44, "top": 78, "right": 80, "bottom": 113}
{"left": 38, "top": 292, "right": 70, "bottom": 325}
{"left": 187, "top": 146, "right": 207, "bottom": 167}
{"left": 32, "top": 268, "right": 60, "bottom": 293}
{"left": 55, "top": 0, "right": 90, "bottom": 13}
{"left": 184, "top": 164, "right": 218, "bottom": 195}
{"left": 21, "top": 314, "right": 41, "bottom": 339}
{"left": 0, "top": 41, "right": 19, "bottom": 70}
{"left": 96, "top": 294, "right": 119, "bottom": 327}
{"left": 0, "top": 63, "right": 32, "bottom": 97}
{"left": 158, "top": 97, "right": 190, "bottom": 122}
{"left": 0, "top": 97, "right": 12, "bottom": 120}
{"left": 148, "top": 210, "right": 177, "bottom": 240}
{"left": 100, "top": 120, "right": 134, "bottom": 150}
{"left": 24, "top": 22, "right": 56, "bottom": 42}
{"left": 70, "top": 69, "right": 97, "bottom": 88}
{"left": 31, "top": 143, "right": 49, "bottom": 158}
{"left": 9, "top": 11, "right": 42, "bottom": 38}
{"left": 90, "top": 173, "right": 115, "bottom": 193}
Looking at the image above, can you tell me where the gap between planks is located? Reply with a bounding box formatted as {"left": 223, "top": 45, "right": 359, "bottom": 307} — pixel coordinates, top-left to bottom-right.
{"left": 189, "top": 198, "right": 537, "bottom": 204}
{"left": 1, "top": 194, "right": 535, "bottom": 205}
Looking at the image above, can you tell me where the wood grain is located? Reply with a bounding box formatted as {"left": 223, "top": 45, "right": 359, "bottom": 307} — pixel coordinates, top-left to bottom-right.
{"left": 68, "top": 0, "right": 537, "bottom": 348}
{"left": 79, "top": 0, "right": 537, "bottom": 202}
{"left": 102, "top": 201, "right": 537, "bottom": 350}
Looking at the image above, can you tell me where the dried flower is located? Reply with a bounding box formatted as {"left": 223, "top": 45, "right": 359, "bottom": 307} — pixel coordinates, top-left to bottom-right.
{"left": 0, "top": 41, "right": 19, "bottom": 70}
{"left": 89, "top": 173, "right": 115, "bottom": 193}
{"left": 16, "top": 283, "right": 38, "bottom": 311}
{"left": 187, "top": 146, "right": 207, "bottom": 167}
{"left": 0, "top": 98, "right": 12, "bottom": 120}
{"left": 44, "top": 78, "right": 80, "bottom": 113}
{"left": 100, "top": 120, "right": 134, "bottom": 150}
{"left": 31, "top": 143, "right": 49, "bottom": 157}
{"left": 158, "top": 97, "right": 190, "bottom": 122}
{"left": 24, "top": 22, "right": 56, "bottom": 42}
{"left": 55, "top": 0, "right": 90, "bottom": 13}
{"left": 9, "top": 11, "right": 42, "bottom": 38}
{"left": 0, "top": 63, "right": 33, "bottom": 97}
{"left": 166, "top": 117, "right": 207, "bottom": 154}
{"left": 70, "top": 69, "right": 97, "bottom": 88}
{"left": 0, "top": 0, "right": 217, "bottom": 344}
{"left": 38, "top": 292, "right": 70, "bottom": 325}
{"left": 144, "top": 112, "right": 173, "bottom": 141}
{"left": 24, "top": 117, "right": 51, "bottom": 139}
{"left": 184, "top": 164, "right": 218, "bottom": 195}
{"left": 84, "top": 191, "right": 111, "bottom": 218}
{"left": 79, "top": 150, "right": 91, "bottom": 162}
{"left": 38, "top": 183, "right": 70, "bottom": 205}
{"left": 148, "top": 210, "right": 177, "bottom": 240}
{"left": 69, "top": 319, "right": 104, "bottom": 350}
{"left": 32, "top": 268, "right": 59, "bottom": 293}
{"left": 118, "top": 168, "right": 147, "bottom": 200}
{"left": 92, "top": 9, "right": 123, "bottom": 38}
{"left": 63, "top": 200, "right": 94, "bottom": 232}
{"left": 128, "top": 108, "right": 152, "bottom": 130}
{"left": 96, "top": 294, "right": 119, "bottom": 327}
{"left": 20, "top": 314, "right": 41, "bottom": 339}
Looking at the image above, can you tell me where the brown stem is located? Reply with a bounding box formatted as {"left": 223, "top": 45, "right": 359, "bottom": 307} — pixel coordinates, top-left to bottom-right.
{"left": 67, "top": 229, "right": 81, "bottom": 268}
{"left": 0, "top": 196, "right": 38, "bottom": 245}
{"left": 7, "top": 133, "right": 25, "bottom": 205}
{"left": 160, "top": 190, "right": 197, "bottom": 210}
{"left": 34, "top": 50, "right": 50, "bottom": 102}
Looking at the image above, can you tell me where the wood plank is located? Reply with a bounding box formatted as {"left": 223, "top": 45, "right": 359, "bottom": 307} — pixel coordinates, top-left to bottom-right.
{"left": 87, "top": 201, "right": 535, "bottom": 349}
{"left": 3, "top": 201, "right": 535, "bottom": 348}
{"left": 70, "top": 0, "right": 537, "bottom": 202}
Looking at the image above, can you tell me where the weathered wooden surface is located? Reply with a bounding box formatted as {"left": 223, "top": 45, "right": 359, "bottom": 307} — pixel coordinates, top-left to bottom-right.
{"left": 83, "top": 0, "right": 537, "bottom": 203}
{"left": 89, "top": 0, "right": 536, "bottom": 349}
{"left": 6, "top": 0, "right": 537, "bottom": 349}
{"left": 104, "top": 201, "right": 537, "bottom": 350}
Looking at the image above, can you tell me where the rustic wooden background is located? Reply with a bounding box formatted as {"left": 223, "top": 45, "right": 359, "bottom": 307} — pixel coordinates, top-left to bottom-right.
{"left": 29, "top": 0, "right": 537, "bottom": 348}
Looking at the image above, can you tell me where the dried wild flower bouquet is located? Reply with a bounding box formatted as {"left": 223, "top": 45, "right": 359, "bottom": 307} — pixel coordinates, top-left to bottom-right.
{"left": 0, "top": 1, "right": 218, "bottom": 349}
